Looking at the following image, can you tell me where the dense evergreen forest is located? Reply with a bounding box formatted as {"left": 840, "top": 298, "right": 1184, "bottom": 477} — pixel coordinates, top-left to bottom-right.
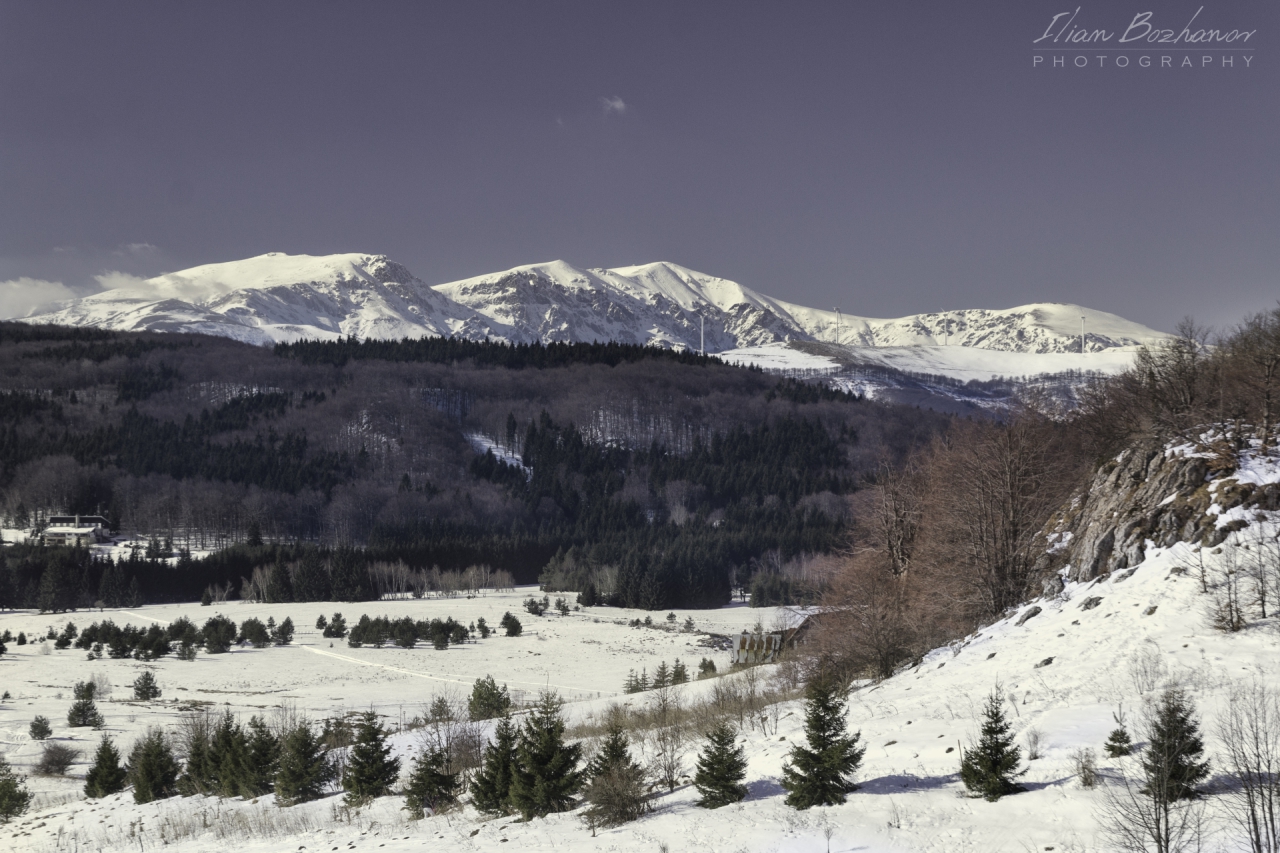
{"left": 0, "top": 324, "right": 950, "bottom": 609}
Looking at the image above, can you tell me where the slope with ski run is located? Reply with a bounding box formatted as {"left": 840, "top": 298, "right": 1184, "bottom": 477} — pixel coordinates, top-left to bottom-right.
{"left": 5, "top": 447, "right": 1279, "bottom": 852}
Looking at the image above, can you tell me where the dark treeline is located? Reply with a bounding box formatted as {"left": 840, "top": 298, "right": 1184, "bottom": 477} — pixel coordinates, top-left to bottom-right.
{"left": 1, "top": 322, "right": 950, "bottom": 609}
{"left": 273, "top": 336, "right": 725, "bottom": 369}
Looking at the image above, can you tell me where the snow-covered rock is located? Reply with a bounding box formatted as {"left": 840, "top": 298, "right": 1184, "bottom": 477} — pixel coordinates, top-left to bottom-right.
{"left": 1038, "top": 437, "right": 1280, "bottom": 582}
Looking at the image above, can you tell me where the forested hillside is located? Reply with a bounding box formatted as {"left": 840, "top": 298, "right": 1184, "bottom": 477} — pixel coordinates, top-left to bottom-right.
{"left": 0, "top": 324, "right": 949, "bottom": 609}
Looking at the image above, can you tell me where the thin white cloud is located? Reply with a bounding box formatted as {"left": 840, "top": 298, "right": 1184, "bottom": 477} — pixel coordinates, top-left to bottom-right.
{"left": 0, "top": 278, "right": 78, "bottom": 318}
{"left": 601, "top": 95, "right": 626, "bottom": 115}
{"left": 94, "top": 271, "right": 151, "bottom": 293}
{"left": 114, "top": 242, "right": 158, "bottom": 257}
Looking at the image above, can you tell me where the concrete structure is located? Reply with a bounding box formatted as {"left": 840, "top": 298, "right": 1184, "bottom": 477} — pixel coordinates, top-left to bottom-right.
{"left": 41, "top": 515, "right": 109, "bottom": 547}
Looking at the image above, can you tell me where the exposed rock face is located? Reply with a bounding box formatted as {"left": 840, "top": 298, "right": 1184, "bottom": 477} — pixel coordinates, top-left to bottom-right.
{"left": 1037, "top": 444, "right": 1280, "bottom": 583}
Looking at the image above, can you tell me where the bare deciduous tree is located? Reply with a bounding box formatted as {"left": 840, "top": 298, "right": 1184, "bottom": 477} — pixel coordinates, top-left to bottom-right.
{"left": 1218, "top": 680, "right": 1280, "bottom": 853}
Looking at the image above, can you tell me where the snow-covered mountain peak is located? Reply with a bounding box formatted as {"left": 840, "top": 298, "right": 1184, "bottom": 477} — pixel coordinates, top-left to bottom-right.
{"left": 101, "top": 252, "right": 403, "bottom": 302}
{"left": 20, "top": 251, "right": 1170, "bottom": 366}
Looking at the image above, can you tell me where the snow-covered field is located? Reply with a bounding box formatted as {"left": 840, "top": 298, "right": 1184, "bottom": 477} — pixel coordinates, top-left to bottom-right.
{"left": 721, "top": 340, "right": 1139, "bottom": 383}
{"left": 4, "top": 532, "right": 1279, "bottom": 852}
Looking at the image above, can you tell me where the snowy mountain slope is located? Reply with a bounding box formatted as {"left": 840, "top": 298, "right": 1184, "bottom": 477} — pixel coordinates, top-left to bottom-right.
{"left": 23, "top": 253, "right": 502, "bottom": 346}
{"left": 20, "top": 252, "right": 1169, "bottom": 361}
{"left": 7, "top": 449, "right": 1279, "bottom": 853}
{"left": 721, "top": 340, "right": 1139, "bottom": 383}
{"left": 719, "top": 340, "right": 1137, "bottom": 413}
{"left": 772, "top": 300, "right": 1160, "bottom": 354}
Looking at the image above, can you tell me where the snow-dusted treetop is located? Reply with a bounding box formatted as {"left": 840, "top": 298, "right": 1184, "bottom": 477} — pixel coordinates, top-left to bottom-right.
{"left": 21, "top": 251, "right": 1168, "bottom": 355}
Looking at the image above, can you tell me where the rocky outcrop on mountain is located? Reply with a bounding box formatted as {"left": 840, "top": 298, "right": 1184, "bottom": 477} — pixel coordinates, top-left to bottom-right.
{"left": 1036, "top": 441, "right": 1280, "bottom": 583}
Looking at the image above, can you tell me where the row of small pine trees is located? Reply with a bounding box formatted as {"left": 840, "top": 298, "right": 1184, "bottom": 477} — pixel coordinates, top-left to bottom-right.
{"left": 42, "top": 615, "right": 296, "bottom": 662}
{"left": 957, "top": 684, "right": 1209, "bottom": 803}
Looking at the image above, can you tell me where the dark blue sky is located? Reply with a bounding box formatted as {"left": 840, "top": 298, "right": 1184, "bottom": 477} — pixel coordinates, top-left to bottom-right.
{"left": 1, "top": 0, "right": 1276, "bottom": 331}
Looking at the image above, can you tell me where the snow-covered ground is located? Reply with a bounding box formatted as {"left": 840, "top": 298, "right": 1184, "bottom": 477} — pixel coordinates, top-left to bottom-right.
{"left": 4, "top": 521, "right": 1279, "bottom": 852}
{"left": 721, "top": 341, "right": 1139, "bottom": 383}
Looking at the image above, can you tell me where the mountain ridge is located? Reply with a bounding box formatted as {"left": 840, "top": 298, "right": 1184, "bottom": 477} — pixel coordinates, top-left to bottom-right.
{"left": 21, "top": 251, "right": 1170, "bottom": 357}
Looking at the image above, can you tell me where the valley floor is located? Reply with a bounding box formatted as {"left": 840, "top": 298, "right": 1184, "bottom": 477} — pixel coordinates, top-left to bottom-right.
{"left": 3, "top": 543, "right": 1279, "bottom": 852}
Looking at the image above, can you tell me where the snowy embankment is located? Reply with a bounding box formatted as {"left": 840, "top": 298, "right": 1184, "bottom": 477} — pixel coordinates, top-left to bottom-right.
{"left": 5, "top": 489, "right": 1280, "bottom": 851}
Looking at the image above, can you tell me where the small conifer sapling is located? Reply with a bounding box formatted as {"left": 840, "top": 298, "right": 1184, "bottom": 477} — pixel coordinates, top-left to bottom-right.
{"left": 403, "top": 748, "right": 459, "bottom": 819}
{"left": 84, "top": 736, "right": 127, "bottom": 798}
{"left": 960, "top": 689, "right": 1025, "bottom": 802}
{"left": 781, "top": 679, "right": 866, "bottom": 809}
{"left": 694, "top": 722, "right": 749, "bottom": 808}
{"left": 343, "top": 711, "right": 400, "bottom": 806}
{"left": 471, "top": 715, "right": 519, "bottom": 815}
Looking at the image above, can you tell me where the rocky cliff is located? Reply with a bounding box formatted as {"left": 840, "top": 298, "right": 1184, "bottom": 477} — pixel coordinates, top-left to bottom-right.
{"left": 1037, "top": 440, "right": 1280, "bottom": 584}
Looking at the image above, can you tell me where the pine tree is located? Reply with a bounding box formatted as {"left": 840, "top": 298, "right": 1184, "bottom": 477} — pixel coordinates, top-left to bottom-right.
{"left": 960, "top": 689, "right": 1025, "bottom": 802}
{"left": 37, "top": 556, "right": 73, "bottom": 613}
{"left": 131, "top": 670, "right": 161, "bottom": 700}
{"left": 471, "top": 715, "right": 519, "bottom": 815}
{"left": 1105, "top": 726, "right": 1134, "bottom": 757}
{"left": 126, "top": 728, "right": 180, "bottom": 803}
{"left": 244, "top": 716, "right": 280, "bottom": 796}
{"left": 322, "top": 612, "right": 347, "bottom": 639}
{"left": 652, "top": 662, "right": 671, "bottom": 689}
{"left": 179, "top": 712, "right": 216, "bottom": 795}
{"left": 29, "top": 715, "right": 52, "bottom": 740}
{"left": 201, "top": 615, "right": 237, "bottom": 653}
{"left": 509, "top": 692, "right": 584, "bottom": 820}
{"left": 500, "top": 612, "right": 522, "bottom": 636}
{"left": 330, "top": 548, "right": 369, "bottom": 602}
{"left": 293, "top": 551, "right": 330, "bottom": 602}
{"left": 84, "top": 735, "right": 127, "bottom": 798}
{"left": 67, "top": 696, "right": 105, "bottom": 729}
{"left": 265, "top": 561, "right": 293, "bottom": 603}
{"left": 468, "top": 675, "right": 512, "bottom": 721}
{"left": 403, "top": 748, "right": 459, "bottom": 819}
{"left": 273, "top": 616, "right": 295, "bottom": 645}
{"left": 238, "top": 617, "right": 271, "bottom": 648}
{"left": 0, "top": 755, "right": 33, "bottom": 823}
{"left": 274, "top": 722, "right": 332, "bottom": 806}
{"left": 672, "top": 659, "right": 689, "bottom": 685}
{"left": 582, "top": 723, "right": 648, "bottom": 828}
{"left": 781, "top": 679, "right": 866, "bottom": 809}
{"left": 694, "top": 722, "right": 748, "bottom": 808}
{"left": 586, "top": 722, "right": 641, "bottom": 779}
{"left": 1104, "top": 704, "right": 1133, "bottom": 757}
{"left": 1141, "top": 687, "right": 1209, "bottom": 802}
{"left": 343, "top": 711, "right": 400, "bottom": 806}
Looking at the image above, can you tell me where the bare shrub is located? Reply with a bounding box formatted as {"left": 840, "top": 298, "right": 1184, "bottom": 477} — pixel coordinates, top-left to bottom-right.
{"left": 1128, "top": 642, "right": 1168, "bottom": 696}
{"left": 416, "top": 692, "right": 484, "bottom": 789}
{"left": 36, "top": 742, "right": 81, "bottom": 776}
{"left": 89, "top": 672, "right": 112, "bottom": 699}
{"left": 1207, "top": 544, "right": 1249, "bottom": 632}
{"left": 1023, "top": 727, "right": 1044, "bottom": 761}
{"left": 1071, "top": 747, "right": 1098, "bottom": 789}
{"left": 649, "top": 726, "right": 685, "bottom": 793}
{"left": 1217, "top": 679, "right": 1280, "bottom": 853}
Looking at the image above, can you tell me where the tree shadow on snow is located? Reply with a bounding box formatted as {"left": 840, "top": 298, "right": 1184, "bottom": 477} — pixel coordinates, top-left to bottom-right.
{"left": 858, "top": 772, "right": 958, "bottom": 794}
{"left": 746, "top": 778, "right": 786, "bottom": 799}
